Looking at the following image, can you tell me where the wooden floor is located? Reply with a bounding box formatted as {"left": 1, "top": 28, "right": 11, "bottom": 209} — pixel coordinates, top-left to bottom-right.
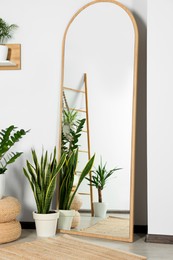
{"left": 0, "top": 230, "right": 173, "bottom": 259}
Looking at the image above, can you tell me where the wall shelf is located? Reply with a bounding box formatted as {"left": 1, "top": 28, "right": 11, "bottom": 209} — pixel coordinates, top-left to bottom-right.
{"left": 0, "top": 44, "right": 21, "bottom": 70}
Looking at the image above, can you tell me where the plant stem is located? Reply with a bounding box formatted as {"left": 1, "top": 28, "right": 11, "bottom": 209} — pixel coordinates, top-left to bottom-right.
{"left": 98, "top": 188, "right": 102, "bottom": 203}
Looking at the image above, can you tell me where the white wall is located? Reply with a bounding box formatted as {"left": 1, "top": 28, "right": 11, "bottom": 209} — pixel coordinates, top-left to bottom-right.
{"left": 0, "top": 0, "right": 147, "bottom": 223}
{"left": 148, "top": 0, "right": 173, "bottom": 235}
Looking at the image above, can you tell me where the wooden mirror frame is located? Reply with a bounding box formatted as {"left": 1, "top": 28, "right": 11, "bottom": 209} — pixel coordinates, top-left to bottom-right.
{"left": 57, "top": 0, "right": 138, "bottom": 242}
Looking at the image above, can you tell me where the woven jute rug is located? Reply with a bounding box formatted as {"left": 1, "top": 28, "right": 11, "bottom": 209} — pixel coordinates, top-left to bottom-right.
{"left": 79, "top": 216, "right": 130, "bottom": 238}
{"left": 0, "top": 234, "right": 146, "bottom": 260}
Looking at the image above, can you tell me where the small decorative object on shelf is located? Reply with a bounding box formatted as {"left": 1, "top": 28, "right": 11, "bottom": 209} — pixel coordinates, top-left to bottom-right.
{"left": 0, "top": 18, "right": 18, "bottom": 60}
{"left": 0, "top": 18, "right": 20, "bottom": 70}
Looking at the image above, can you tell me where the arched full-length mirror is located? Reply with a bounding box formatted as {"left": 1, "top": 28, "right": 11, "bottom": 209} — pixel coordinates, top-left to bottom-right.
{"left": 57, "top": 0, "right": 138, "bottom": 242}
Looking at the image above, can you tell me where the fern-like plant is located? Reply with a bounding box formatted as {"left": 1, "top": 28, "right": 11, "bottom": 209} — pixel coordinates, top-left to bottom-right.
{"left": 0, "top": 18, "right": 18, "bottom": 44}
{"left": 86, "top": 158, "right": 121, "bottom": 203}
{"left": 0, "top": 125, "right": 29, "bottom": 174}
{"left": 59, "top": 149, "right": 95, "bottom": 210}
{"left": 23, "top": 148, "right": 66, "bottom": 214}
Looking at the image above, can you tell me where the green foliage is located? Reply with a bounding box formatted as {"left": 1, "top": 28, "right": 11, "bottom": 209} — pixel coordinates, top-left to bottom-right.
{"left": 60, "top": 103, "right": 92, "bottom": 210}
{"left": 0, "top": 125, "right": 29, "bottom": 174}
{"left": 59, "top": 149, "right": 95, "bottom": 210}
{"left": 61, "top": 109, "right": 86, "bottom": 154}
{"left": 0, "top": 18, "right": 18, "bottom": 44}
{"left": 23, "top": 148, "right": 66, "bottom": 214}
{"left": 63, "top": 109, "right": 78, "bottom": 127}
{"left": 86, "top": 158, "right": 121, "bottom": 202}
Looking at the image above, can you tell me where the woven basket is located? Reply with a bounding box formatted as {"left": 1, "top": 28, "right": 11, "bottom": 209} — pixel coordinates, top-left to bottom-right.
{"left": 71, "top": 211, "right": 81, "bottom": 228}
{"left": 0, "top": 196, "right": 21, "bottom": 223}
{"left": 70, "top": 193, "right": 82, "bottom": 211}
{"left": 0, "top": 220, "right": 21, "bottom": 244}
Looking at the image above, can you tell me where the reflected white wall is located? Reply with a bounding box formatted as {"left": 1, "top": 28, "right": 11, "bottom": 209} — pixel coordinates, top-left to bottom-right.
{"left": 63, "top": 3, "right": 135, "bottom": 210}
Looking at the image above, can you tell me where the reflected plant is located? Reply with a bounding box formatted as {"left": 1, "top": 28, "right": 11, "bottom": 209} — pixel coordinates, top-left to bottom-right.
{"left": 60, "top": 93, "right": 91, "bottom": 211}
{"left": 86, "top": 158, "right": 121, "bottom": 203}
{"left": 59, "top": 149, "right": 95, "bottom": 210}
{"left": 61, "top": 109, "right": 86, "bottom": 154}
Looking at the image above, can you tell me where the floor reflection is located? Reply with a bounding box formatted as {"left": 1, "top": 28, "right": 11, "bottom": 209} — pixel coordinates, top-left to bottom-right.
{"left": 69, "top": 213, "right": 130, "bottom": 238}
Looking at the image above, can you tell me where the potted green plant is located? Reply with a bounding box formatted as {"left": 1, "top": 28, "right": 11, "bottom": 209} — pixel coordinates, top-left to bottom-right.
{"left": 23, "top": 148, "right": 66, "bottom": 237}
{"left": 86, "top": 158, "right": 121, "bottom": 218}
{"left": 59, "top": 96, "right": 93, "bottom": 229}
{"left": 0, "top": 18, "right": 18, "bottom": 61}
{"left": 58, "top": 149, "right": 95, "bottom": 230}
{"left": 61, "top": 108, "right": 86, "bottom": 154}
{"left": 0, "top": 125, "right": 29, "bottom": 199}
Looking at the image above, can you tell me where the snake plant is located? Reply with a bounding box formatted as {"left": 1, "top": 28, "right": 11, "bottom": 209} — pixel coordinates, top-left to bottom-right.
{"left": 23, "top": 148, "right": 66, "bottom": 214}
{"left": 0, "top": 125, "right": 29, "bottom": 174}
{"left": 59, "top": 149, "right": 95, "bottom": 210}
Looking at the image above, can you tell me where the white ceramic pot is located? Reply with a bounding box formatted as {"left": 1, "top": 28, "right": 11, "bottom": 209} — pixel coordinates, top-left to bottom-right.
{"left": 33, "top": 210, "right": 59, "bottom": 237}
{"left": 58, "top": 210, "right": 75, "bottom": 230}
{"left": 0, "top": 174, "right": 5, "bottom": 199}
{"left": 93, "top": 202, "right": 107, "bottom": 218}
{"left": 0, "top": 45, "right": 8, "bottom": 61}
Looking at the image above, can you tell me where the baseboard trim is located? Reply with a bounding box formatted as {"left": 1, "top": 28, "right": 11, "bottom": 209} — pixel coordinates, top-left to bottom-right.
{"left": 145, "top": 234, "right": 173, "bottom": 244}
{"left": 21, "top": 222, "right": 35, "bottom": 229}
{"left": 79, "top": 209, "right": 130, "bottom": 214}
{"left": 134, "top": 225, "right": 147, "bottom": 234}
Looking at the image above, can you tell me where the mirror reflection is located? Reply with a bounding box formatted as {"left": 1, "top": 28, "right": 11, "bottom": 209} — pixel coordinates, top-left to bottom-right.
{"left": 58, "top": 1, "right": 138, "bottom": 242}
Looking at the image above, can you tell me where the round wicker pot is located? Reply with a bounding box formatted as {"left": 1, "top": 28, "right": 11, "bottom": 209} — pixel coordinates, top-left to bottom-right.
{"left": 0, "top": 220, "right": 21, "bottom": 244}
{"left": 0, "top": 196, "right": 21, "bottom": 222}
{"left": 33, "top": 210, "right": 59, "bottom": 237}
{"left": 71, "top": 211, "right": 81, "bottom": 228}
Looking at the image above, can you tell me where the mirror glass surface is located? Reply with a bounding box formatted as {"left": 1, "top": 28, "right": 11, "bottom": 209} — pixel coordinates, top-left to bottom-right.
{"left": 59, "top": 1, "right": 138, "bottom": 241}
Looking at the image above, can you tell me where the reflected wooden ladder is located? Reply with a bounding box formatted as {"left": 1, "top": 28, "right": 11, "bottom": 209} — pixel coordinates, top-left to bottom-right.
{"left": 63, "top": 73, "right": 93, "bottom": 215}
